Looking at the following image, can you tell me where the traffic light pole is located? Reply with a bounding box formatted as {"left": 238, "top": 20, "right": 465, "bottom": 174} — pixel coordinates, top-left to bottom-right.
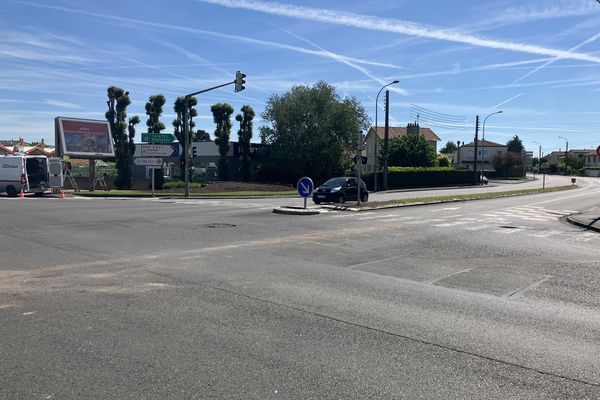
{"left": 182, "top": 80, "right": 237, "bottom": 197}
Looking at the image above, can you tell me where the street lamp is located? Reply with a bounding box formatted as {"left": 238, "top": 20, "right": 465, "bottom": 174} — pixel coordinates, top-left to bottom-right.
{"left": 532, "top": 141, "right": 542, "bottom": 174}
{"left": 558, "top": 136, "right": 569, "bottom": 174}
{"left": 480, "top": 110, "right": 502, "bottom": 183}
{"left": 373, "top": 80, "right": 399, "bottom": 192}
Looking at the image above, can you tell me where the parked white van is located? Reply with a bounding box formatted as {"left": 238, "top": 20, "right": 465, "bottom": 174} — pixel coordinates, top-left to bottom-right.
{"left": 0, "top": 155, "right": 50, "bottom": 197}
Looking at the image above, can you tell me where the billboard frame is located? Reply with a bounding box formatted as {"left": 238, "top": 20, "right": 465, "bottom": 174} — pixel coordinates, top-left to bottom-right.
{"left": 55, "top": 117, "right": 115, "bottom": 160}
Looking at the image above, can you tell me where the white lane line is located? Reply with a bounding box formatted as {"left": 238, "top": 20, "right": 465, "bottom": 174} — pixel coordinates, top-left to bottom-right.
{"left": 429, "top": 207, "right": 461, "bottom": 212}
{"left": 22, "top": 311, "right": 36, "bottom": 316}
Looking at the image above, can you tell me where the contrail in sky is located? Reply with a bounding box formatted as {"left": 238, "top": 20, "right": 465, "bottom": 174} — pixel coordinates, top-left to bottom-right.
{"left": 198, "top": 0, "right": 600, "bottom": 63}
{"left": 491, "top": 93, "right": 523, "bottom": 109}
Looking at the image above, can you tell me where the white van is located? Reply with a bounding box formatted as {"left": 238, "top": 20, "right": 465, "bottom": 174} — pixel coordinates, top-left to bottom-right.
{"left": 0, "top": 155, "right": 50, "bottom": 197}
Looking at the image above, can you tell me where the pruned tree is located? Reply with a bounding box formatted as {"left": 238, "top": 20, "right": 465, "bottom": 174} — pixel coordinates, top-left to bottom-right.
{"left": 260, "top": 81, "right": 369, "bottom": 184}
{"left": 106, "top": 86, "right": 138, "bottom": 189}
{"left": 194, "top": 129, "right": 211, "bottom": 142}
{"left": 236, "top": 105, "right": 255, "bottom": 181}
{"left": 145, "top": 94, "right": 166, "bottom": 189}
{"left": 173, "top": 96, "right": 198, "bottom": 181}
{"left": 211, "top": 103, "right": 234, "bottom": 180}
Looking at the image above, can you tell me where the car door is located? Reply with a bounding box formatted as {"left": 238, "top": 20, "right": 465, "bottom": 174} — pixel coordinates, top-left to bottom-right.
{"left": 345, "top": 178, "right": 358, "bottom": 200}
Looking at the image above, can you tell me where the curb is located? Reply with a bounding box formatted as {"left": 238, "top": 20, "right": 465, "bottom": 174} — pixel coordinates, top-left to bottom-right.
{"left": 273, "top": 206, "right": 320, "bottom": 215}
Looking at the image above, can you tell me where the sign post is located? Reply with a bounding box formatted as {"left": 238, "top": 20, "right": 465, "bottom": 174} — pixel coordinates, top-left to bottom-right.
{"left": 297, "top": 177, "right": 314, "bottom": 209}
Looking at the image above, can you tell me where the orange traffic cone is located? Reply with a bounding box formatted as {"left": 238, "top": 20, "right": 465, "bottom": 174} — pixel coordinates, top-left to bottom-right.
{"left": 60, "top": 189, "right": 65, "bottom": 200}
{"left": 19, "top": 188, "right": 25, "bottom": 199}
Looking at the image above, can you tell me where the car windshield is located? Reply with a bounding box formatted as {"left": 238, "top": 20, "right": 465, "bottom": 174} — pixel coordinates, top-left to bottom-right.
{"left": 322, "top": 178, "right": 347, "bottom": 187}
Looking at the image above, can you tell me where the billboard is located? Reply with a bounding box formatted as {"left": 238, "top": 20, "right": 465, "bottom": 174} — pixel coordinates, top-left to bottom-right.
{"left": 55, "top": 117, "right": 115, "bottom": 159}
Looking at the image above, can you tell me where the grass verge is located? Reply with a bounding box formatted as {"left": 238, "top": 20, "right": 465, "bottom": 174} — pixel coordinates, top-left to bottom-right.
{"left": 355, "top": 185, "right": 576, "bottom": 210}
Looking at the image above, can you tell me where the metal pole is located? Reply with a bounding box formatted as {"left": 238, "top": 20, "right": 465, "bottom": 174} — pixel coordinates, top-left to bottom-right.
{"left": 357, "top": 130, "right": 362, "bottom": 205}
{"left": 151, "top": 167, "right": 155, "bottom": 197}
{"left": 473, "top": 115, "right": 479, "bottom": 185}
{"left": 481, "top": 110, "right": 502, "bottom": 184}
{"left": 559, "top": 136, "right": 568, "bottom": 175}
{"left": 373, "top": 80, "right": 399, "bottom": 192}
{"left": 184, "top": 97, "right": 190, "bottom": 198}
{"left": 383, "top": 90, "right": 390, "bottom": 191}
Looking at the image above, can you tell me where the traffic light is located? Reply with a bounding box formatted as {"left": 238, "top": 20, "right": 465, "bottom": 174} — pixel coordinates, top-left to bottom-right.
{"left": 235, "top": 71, "right": 246, "bottom": 92}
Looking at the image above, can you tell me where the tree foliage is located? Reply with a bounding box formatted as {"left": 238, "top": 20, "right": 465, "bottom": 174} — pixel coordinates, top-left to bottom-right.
{"left": 259, "top": 81, "right": 369, "bottom": 184}
{"left": 194, "top": 129, "right": 211, "bottom": 142}
{"left": 439, "top": 140, "right": 457, "bottom": 154}
{"left": 106, "top": 86, "right": 138, "bottom": 189}
{"left": 385, "top": 133, "right": 436, "bottom": 167}
{"left": 212, "top": 103, "right": 234, "bottom": 180}
{"left": 436, "top": 154, "right": 451, "bottom": 167}
{"left": 236, "top": 105, "right": 255, "bottom": 181}
{"left": 173, "top": 96, "right": 198, "bottom": 181}
{"left": 491, "top": 152, "right": 523, "bottom": 178}
{"left": 506, "top": 135, "right": 524, "bottom": 153}
{"left": 145, "top": 94, "right": 166, "bottom": 189}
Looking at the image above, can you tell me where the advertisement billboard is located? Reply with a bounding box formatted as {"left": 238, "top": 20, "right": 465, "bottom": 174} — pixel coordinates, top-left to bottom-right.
{"left": 55, "top": 117, "right": 115, "bottom": 159}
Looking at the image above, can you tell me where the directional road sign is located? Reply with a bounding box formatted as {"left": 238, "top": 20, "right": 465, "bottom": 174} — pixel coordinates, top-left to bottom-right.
{"left": 141, "top": 133, "right": 175, "bottom": 143}
{"left": 141, "top": 144, "right": 179, "bottom": 157}
{"left": 297, "top": 177, "right": 314, "bottom": 198}
{"left": 134, "top": 157, "right": 163, "bottom": 167}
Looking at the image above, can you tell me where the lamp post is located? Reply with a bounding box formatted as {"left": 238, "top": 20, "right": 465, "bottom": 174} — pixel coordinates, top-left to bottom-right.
{"left": 532, "top": 141, "right": 542, "bottom": 174}
{"left": 480, "top": 110, "right": 502, "bottom": 183}
{"left": 558, "top": 136, "right": 569, "bottom": 174}
{"left": 373, "top": 80, "right": 399, "bottom": 192}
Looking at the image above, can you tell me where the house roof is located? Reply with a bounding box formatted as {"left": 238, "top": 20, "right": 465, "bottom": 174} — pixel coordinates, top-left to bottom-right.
{"left": 460, "top": 139, "right": 505, "bottom": 147}
{"left": 368, "top": 126, "right": 441, "bottom": 142}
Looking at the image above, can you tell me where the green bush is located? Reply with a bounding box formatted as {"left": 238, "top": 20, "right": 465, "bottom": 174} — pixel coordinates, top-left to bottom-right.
{"left": 163, "top": 181, "right": 203, "bottom": 189}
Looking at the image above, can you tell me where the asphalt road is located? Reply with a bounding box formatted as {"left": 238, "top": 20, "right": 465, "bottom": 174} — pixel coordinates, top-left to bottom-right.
{"left": 1, "top": 175, "right": 600, "bottom": 399}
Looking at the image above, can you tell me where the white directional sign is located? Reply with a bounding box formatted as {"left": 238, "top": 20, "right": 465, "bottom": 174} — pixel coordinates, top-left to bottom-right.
{"left": 134, "top": 157, "right": 163, "bottom": 166}
{"left": 141, "top": 144, "right": 179, "bottom": 157}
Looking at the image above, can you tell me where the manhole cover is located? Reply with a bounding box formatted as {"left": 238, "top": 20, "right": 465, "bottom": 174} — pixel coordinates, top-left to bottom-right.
{"left": 204, "top": 223, "right": 236, "bottom": 228}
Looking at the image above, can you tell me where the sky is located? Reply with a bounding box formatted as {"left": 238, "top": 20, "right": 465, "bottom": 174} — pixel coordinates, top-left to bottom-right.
{"left": 1, "top": 0, "right": 600, "bottom": 156}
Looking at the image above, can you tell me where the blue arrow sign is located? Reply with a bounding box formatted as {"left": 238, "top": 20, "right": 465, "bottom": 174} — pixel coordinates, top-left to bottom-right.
{"left": 297, "top": 177, "right": 314, "bottom": 198}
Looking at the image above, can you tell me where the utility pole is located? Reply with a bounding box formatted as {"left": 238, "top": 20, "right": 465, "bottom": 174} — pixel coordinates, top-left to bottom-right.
{"left": 382, "top": 90, "right": 390, "bottom": 191}
{"left": 473, "top": 115, "right": 479, "bottom": 185}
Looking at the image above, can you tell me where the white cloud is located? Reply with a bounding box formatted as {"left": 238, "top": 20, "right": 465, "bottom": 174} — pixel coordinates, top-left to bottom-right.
{"left": 43, "top": 99, "right": 83, "bottom": 109}
{"left": 198, "top": 0, "right": 600, "bottom": 63}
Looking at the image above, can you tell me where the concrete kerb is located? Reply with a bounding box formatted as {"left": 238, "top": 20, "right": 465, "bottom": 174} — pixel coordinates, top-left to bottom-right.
{"left": 566, "top": 209, "right": 600, "bottom": 233}
{"left": 272, "top": 206, "right": 320, "bottom": 215}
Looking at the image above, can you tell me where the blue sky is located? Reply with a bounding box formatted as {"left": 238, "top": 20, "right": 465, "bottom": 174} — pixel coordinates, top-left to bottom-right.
{"left": 1, "top": 0, "right": 599, "bottom": 156}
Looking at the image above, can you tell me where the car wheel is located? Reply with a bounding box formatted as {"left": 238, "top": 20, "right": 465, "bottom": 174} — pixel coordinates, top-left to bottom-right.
{"left": 361, "top": 193, "right": 368, "bottom": 203}
{"left": 338, "top": 194, "right": 345, "bottom": 204}
{"left": 313, "top": 200, "right": 321, "bottom": 205}
{"left": 6, "top": 186, "right": 17, "bottom": 197}
{"left": 34, "top": 191, "right": 44, "bottom": 197}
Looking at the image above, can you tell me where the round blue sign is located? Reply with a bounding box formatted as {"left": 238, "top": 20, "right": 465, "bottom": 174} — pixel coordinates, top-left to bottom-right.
{"left": 297, "top": 177, "right": 314, "bottom": 198}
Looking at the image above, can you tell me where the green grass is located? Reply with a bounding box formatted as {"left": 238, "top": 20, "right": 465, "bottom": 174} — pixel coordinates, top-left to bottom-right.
{"left": 356, "top": 185, "right": 575, "bottom": 209}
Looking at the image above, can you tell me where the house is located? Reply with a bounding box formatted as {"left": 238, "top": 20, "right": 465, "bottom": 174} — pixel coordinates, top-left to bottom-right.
{"left": 0, "top": 138, "right": 55, "bottom": 156}
{"left": 454, "top": 140, "right": 507, "bottom": 171}
{"left": 363, "top": 123, "right": 440, "bottom": 173}
{"left": 584, "top": 150, "right": 600, "bottom": 168}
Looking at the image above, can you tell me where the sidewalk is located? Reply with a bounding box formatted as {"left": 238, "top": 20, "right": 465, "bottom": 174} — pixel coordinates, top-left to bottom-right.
{"left": 567, "top": 207, "right": 600, "bottom": 233}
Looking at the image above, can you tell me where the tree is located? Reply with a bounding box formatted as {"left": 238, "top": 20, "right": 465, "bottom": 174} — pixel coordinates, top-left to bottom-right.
{"left": 145, "top": 94, "right": 167, "bottom": 189}
{"left": 491, "top": 152, "right": 523, "bottom": 178}
{"left": 194, "top": 129, "right": 211, "bottom": 142}
{"left": 211, "top": 103, "right": 234, "bottom": 180}
{"left": 236, "top": 105, "right": 255, "bottom": 181}
{"left": 439, "top": 141, "right": 457, "bottom": 154}
{"left": 260, "top": 81, "right": 369, "bottom": 184}
{"left": 506, "top": 135, "right": 524, "bottom": 154}
{"left": 173, "top": 96, "right": 198, "bottom": 181}
{"left": 106, "top": 86, "right": 138, "bottom": 189}
{"left": 385, "top": 133, "right": 436, "bottom": 167}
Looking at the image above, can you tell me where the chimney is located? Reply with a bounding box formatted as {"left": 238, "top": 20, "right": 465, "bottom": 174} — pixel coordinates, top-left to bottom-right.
{"left": 41, "top": 138, "right": 45, "bottom": 146}
{"left": 407, "top": 122, "right": 420, "bottom": 135}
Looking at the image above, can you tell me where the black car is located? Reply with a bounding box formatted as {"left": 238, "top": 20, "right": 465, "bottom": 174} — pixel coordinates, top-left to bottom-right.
{"left": 313, "top": 177, "right": 368, "bottom": 204}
